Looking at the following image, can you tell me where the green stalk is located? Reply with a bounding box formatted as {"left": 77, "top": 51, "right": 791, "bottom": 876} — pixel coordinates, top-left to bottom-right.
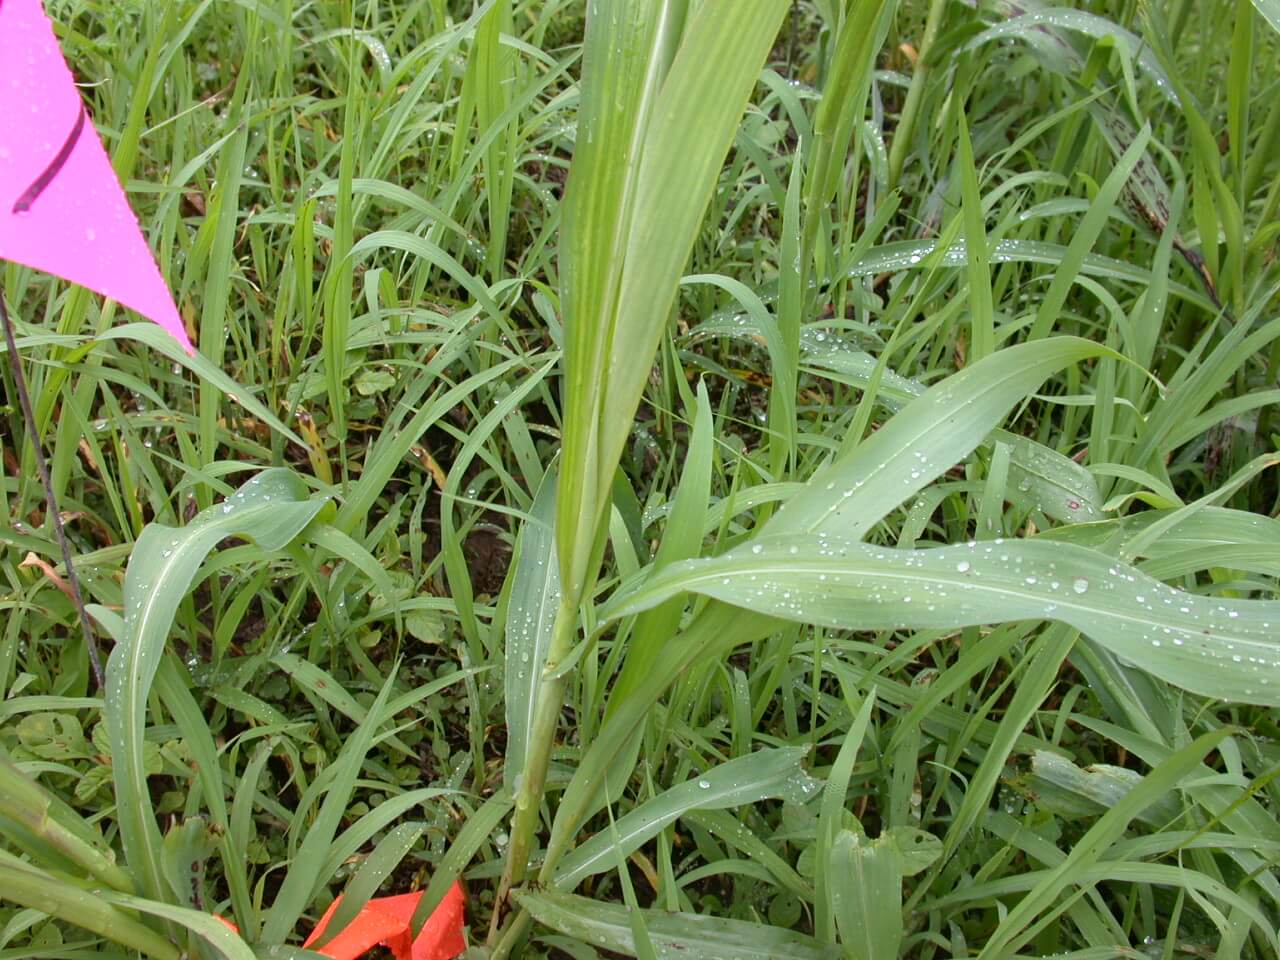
{"left": 886, "top": 0, "right": 946, "bottom": 190}
{"left": 492, "top": 592, "right": 580, "bottom": 909}
{"left": 490, "top": 908, "right": 535, "bottom": 960}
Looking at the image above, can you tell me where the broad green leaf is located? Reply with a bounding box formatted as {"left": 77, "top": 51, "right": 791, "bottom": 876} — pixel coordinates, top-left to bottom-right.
{"left": 766, "top": 338, "right": 1111, "bottom": 539}
{"left": 106, "top": 469, "right": 325, "bottom": 903}
{"left": 159, "top": 817, "right": 219, "bottom": 909}
{"left": 554, "top": 747, "right": 817, "bottom": 891}
{"left": 595, "top": 0, "right": 790, "bottom": 496}
{"left": 690, "top": 320, "right": 1104, "bottom": 523}
{"left": 504, "top": 469, "right": 562, "bottom": 790}
{"left": 1001, "top": 432, "right": 1104, "bottom": 524}
{"left": 1010, "top": 751, "right": 1181, "bottom": 826}
{"left": 557, "top": 0, "right": 688, "bottom": 597}
{"left": 884, "top": 827, "right": 942, "bottom": 876}
{"left": 516, "top": 889, "right": 840, "bottom": 960}
{"left": 829, "top": 831, "right": 902, "bottom": 960}
{"left": 1254, "top": 0, "right": 1280, "bottom": 32}
{"left": 603, "top": 534, "right": 1280, "bottom": 706}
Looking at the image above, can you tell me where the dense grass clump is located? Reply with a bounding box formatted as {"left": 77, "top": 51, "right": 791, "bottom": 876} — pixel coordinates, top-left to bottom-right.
{"left": 2, "top": 1, "right": 1279, "bottom": 958}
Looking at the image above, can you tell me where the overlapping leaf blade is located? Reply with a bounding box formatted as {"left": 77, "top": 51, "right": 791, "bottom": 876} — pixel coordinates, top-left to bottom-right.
{"left": 504, "top": 469, "right": 561, "bottom": 789}
{"left": 603, "top": 534, "right": 1280, "bottom": 705}
{"left": 105, "top": 469, "right": 325, "bottom": 902}
{"left": 766, "top": 338, "right": 1111, "bottom": 539}
{"left": 516, "top": 889, "right": 839, "bottom": 960}
{"left": 554, "top": 746, "right": 818, "bottom": 891}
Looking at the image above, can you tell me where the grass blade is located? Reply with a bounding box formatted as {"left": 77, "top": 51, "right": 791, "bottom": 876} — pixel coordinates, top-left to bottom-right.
{"left": 260, "top": 668, "right": 400, "bottom": 943}
{"left": 554, "top": 747, "right": 817, "bottom": 891}
{"left": 106, "top": 469, "right": 324, "bottom": 902}
{"left": 767, "top": 338, "right": 1112, "bottom": 539}
{"left": 977, "top": 729, "right": 1233, "bottom": 958}
{"left": 515, "top": 889, "right": 840, "bottom": 960}
{"left": 604, "top": 535, "right": 1280, "bottom": 705}
{"left": 829, "top": 830, "right": 902, "bottom": 960}
{"left": 0, "top": 855, "right": 180, "bottom": 960}
{"left": 504, "top": 469, "right": 561, "bottom": 791}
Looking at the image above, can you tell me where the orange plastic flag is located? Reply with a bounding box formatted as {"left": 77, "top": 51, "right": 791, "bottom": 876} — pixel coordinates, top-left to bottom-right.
{"left": 303, "top": 883, "right": 467, "bottom": 960}
{"left": 0, "top": 0, "right": 194, "bottom": 353}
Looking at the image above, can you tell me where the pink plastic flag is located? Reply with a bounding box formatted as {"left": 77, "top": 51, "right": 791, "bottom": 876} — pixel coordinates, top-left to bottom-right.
{"left": 0, "top": 0, "right": 193, "bottom": 353}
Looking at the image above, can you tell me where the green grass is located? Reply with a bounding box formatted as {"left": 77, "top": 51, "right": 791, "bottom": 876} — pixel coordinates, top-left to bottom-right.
{"left": 2, "top": 1, "right": 1280, "bottom": 958}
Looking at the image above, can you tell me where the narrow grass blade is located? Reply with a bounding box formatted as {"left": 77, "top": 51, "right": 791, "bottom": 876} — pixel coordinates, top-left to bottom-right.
{"left": 943, "top": 626, "right": 1078, "bottom": 854}
{"left": 554, "top": 747, "right": 816, "bottom": 891}
{"left": 96, "top": 889, "right": 257, "bottom": 960}
{"left": 976, "top": 729, "right": 1233, "bottom": 959}
{"left": 804, "top": 0, "right": 891, "bottom": 241}
{"left": 260, "top": 668, "right": 399, "bottom": 943}
{"left": 309, "top": 822, "right": 427, "bottom": 951}
{"left": 816, "top": 692, "right": 876, "bottom": 943}
{"left": 409, "top": 790, "right": 513, "bottom": 936}
{"left": 843, "top": 239, "right": 1215, "bottom": 311}
{"left": 609, "top": 381, "right": 714, "bottom": 711}
{"left": 1030, "top": 125, "right": 1152, "bottom": 339}
{"left": 98, "top": 325, "right": 302, "bottom": 446}
{"left": 957, "top": 106, "right": 994, "bottom": 361}
{"left": 0, "top": 752, "right": 133, "bottom": 892}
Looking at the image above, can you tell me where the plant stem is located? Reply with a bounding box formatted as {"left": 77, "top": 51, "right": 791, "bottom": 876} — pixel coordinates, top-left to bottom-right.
{"left": 886, "top": 0, "right": 947, "bottom": 190}
{"left": 489, "top": 906, "right": 534, "bottom": 960}
{"left": 0, "top": 288, "right": 105, "bottom": 689}
{"left": 488, "top": 591, "right": 580, "bottom": 942}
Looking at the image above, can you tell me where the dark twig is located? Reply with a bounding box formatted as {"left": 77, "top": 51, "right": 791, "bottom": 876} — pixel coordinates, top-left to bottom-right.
{"left": 0, "top": 286, "right": 106, "bottom": 689}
